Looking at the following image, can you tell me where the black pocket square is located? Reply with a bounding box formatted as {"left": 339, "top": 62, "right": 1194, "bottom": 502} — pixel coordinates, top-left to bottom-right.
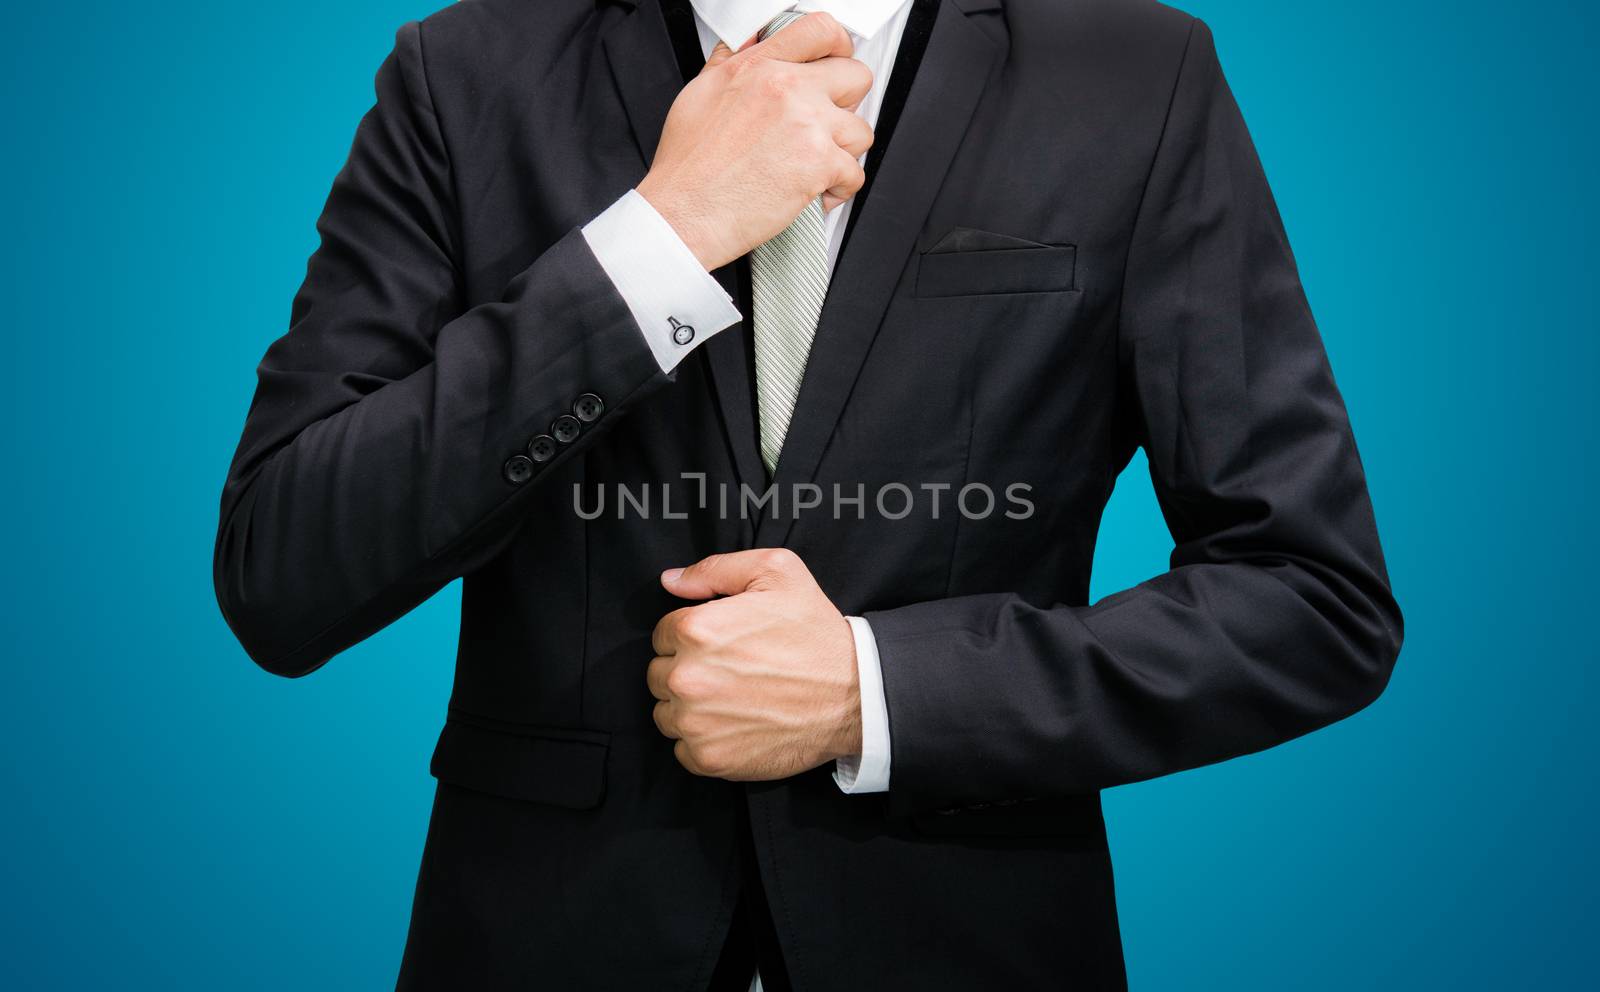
{"left": 928, "top": 227, "right": 1054, "bottom": 253}
{"left": 917, "top": 228, "right": 1077, "bottom": 297}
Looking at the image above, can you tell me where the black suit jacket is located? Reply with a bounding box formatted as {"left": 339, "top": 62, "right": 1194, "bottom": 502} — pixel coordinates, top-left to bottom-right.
{"left": 214, "top": 0, "right": 1403, "bottom": 988}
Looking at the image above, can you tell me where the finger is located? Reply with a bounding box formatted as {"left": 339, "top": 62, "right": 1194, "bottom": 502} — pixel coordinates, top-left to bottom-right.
{"left": 673, "top": 739, "right": 707, "bottom": 776}
{"left": 653, "top": 700, "right": 681, "bottom": 739}
{"left": 662, "top": 548, "right": 801, "bottom": 600}
{"left": 651, "top": 606, "right": 695, "bottom": 654}
{"left": 750, "top": 11, "right": 853, "bottom": 65}
{"left": 646, "top": 655, "right": 675, "bottom": 701}
{"left": 703, "top": 40, "right": 735, "bottom": 69}
{"left": 821, "top": 150, "right": 867, "bottom": 212}
{"left": 804, "top": 55, "right": 873, "bottom": 109}
{"left": 832, "top": 112, "right": 874, "bottom": 160}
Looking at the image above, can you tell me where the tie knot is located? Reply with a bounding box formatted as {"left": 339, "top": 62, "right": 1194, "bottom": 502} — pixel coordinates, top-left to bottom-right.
{"left": 758, "top": 9, "right": 808, "bottom": 42}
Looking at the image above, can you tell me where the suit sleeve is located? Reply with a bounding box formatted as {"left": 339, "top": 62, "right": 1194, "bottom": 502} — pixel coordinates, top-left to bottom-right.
{"left": 213, "top": 23, "right": 667, "bottom": 677}
{"left": 863, "top": 20, "right": 1403, "bottom": 814}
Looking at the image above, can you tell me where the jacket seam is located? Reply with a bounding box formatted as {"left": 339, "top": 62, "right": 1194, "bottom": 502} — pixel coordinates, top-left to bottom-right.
{"left": 406, "top": 20, "right": 464, "bottom": 264}
{"left": 684, "top": 825, "right": 742, "bottom": 992}
{"left": 1113, "top": 15, "right": 1200, "bottom": 357}
{"left": 943, "top": 366, "right": 977, "bottom": 599}
{"left": 762, "top": 798, "right": 808, "bottom": 988}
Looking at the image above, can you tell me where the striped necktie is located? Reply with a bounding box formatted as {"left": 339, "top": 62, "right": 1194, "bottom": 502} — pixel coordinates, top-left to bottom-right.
{"left": 751, "top": 9, "right": 828, "bottom": 475}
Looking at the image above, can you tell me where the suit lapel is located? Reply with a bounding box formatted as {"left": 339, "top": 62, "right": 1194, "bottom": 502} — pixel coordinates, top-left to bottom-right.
{"left": 605, "top": 1, "right": 765, "bottom": 520}
{"left": 701, "top": 266, "right": 766, "bottom": 514}
{"left": 601, "top": 0, "right": 679, "bottom": 168}
{"left": 755, "top": 0, "right": 1004, "bottom": 547}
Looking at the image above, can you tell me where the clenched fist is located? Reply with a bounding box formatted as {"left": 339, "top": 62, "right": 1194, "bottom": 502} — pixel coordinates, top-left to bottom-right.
{"left": 648, "top": 548, "right": 862, "bottom": 780}
{"left": 636, "top": 12, "right": 874, "bottom": 270}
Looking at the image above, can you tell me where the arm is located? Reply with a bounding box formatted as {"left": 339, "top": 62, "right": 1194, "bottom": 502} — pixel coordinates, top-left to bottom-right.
{"left": 211, "top": 24, "right": 735, "bottom": 676}
{"left": 864, "top": 20, "right": 1404, "bottom": 814}
{"left": 215, "top": 14, "right": 872, "bottom": 678}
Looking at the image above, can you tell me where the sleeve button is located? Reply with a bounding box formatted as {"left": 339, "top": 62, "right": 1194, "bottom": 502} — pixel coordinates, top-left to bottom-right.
{"left": 572, "top": 393, "right": 605, "bottom": 423}
{"left": 551, "top": 415, "right": 582, "bottom": 444}
{"left": 502, "top": 455, "right": 535, "bottom": 485}
{"left": 527, "top": 434, "right": 557, "bottom": 462}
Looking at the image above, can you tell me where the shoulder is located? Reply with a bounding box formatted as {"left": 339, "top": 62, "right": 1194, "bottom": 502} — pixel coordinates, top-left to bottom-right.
{"left": 409, "top": 0, "right": 602, "bottom": 78}
{"left": 416, "top": 0, "right": 598, "bottom": 37}
{"left": 989, "top": 0, "right": 1213, "bottom": 123}
{"left": 1000, "top": 0, "right": 1195, "bottom": 36}
{"left": 999, "top": 0, "right": 1201, "bottom": 73}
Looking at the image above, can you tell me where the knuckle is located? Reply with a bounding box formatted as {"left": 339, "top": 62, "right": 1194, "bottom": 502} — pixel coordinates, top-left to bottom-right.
{"left": 662, "top": 608, "right": 687, "bottom": 640}
{"left": 809, "top": 131, "right": 836, "bottom": 164}
{"left": 675, "top": 710, "right": 708, "bottom": 740}
{"left": 759, "top": 68, "right": 794, "bottom": 99}
{"left": 672, "top": 614, "right": 697, "bottom": 644}
{"left": 673, "top": 739, "right": 702, "bottom": 775}
{"left": 696, "top": 744, "right": 730, "bottom": 777}
{"left": 676, "top": 610, "right": 715, "bottom": 645}
{"left": 664, "top": 661, "right": 696, "bottom": 698}
{"left": 684, "top": 743, "right": 715, "bottom": 777}
{"left": 758, "top": 547, "right": 798, "bottom": 573}
{"left": 667, "top": 658, "right": 720, "bottom": 701}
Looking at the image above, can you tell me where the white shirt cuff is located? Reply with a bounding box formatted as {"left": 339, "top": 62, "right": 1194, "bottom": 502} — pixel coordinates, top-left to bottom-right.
{"left": 580, "top": 189, "right": 741, "bottom": 372}
{"left": 833, "top": 615, "right": 892, "bottom": 794}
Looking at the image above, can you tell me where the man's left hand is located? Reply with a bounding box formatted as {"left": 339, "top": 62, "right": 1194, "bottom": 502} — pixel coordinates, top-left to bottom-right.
{"left": 649, "top": 549, "right": 862, "bottom": 781}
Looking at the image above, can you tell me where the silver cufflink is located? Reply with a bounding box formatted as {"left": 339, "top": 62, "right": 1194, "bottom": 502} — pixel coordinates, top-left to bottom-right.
{"left": 668, "top": 316, "right": 695, "bottom": 346}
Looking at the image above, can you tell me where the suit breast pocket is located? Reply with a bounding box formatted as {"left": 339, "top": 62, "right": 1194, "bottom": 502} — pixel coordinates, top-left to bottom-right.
{"left": 914, "top": 227, "right": 1078, "bottom": 298}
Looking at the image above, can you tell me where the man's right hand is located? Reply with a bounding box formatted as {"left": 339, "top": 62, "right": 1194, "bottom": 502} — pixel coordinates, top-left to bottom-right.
{"left": 636, "top": 12, "right": 874, "bottom": 271}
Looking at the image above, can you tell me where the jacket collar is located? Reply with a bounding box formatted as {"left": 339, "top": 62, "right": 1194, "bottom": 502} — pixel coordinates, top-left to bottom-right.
{"left": 689, "top": 0, "right": 911, "bottom": 49}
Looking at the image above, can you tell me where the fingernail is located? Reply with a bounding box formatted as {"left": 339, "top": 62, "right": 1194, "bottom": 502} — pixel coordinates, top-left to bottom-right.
{"left": 662, "top": 568, "right": 684, "bottom": 583}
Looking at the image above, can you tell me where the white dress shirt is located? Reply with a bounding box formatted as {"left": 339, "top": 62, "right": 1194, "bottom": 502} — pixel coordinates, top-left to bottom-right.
{"left": 582, "top": 0, "right": 910, "bottom": 801}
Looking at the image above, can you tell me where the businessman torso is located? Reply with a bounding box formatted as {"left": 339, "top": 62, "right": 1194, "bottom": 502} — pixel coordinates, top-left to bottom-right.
{"left": 420, "top": 1, "right": 1137, "bottom": 984}
{"left": 216, "top": 0, "right": 1401, "bottom": 987}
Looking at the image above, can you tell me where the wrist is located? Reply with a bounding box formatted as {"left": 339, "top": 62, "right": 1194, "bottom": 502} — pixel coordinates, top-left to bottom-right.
{"left": 824, "top": 618, "right": 864, "bottom": 761}
{"left": 635, "top": 178, "right": 728, "bottom": 271}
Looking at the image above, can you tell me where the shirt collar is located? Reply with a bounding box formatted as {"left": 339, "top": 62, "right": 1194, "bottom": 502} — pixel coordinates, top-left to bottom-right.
{"left": 689, "top": 0, "right": 911, "bottom": 50}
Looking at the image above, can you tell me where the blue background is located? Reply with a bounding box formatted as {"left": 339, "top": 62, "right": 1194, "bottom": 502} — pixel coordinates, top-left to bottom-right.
{"left": 4, "top": 0, "right": 1594, "bottom": 987}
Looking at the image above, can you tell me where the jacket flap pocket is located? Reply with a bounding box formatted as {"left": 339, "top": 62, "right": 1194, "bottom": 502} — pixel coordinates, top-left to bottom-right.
{"left": 430, "top": 717, "right": 610, "bottom": 809}
{"left": 910, "top": 794, "right": 1105, "bottom": 840}
{"left": 916, "top": 243, "right": 1078, "bottom": 298}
